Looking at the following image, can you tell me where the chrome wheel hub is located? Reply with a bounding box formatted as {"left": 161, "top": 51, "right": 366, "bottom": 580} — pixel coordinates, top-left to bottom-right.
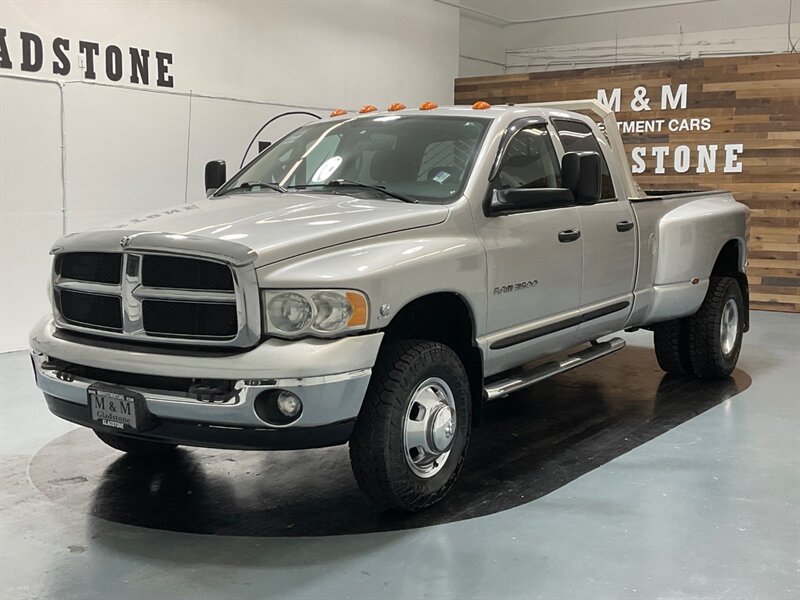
{"left": 720, "top": 297, "right": 739, "bottom": 356}
{"left": 403, "top": 377, "right": 457, "bottom": 478}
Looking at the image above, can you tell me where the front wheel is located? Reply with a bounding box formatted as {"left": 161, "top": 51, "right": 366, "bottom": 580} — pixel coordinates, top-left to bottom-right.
{"left": 687, "top": 276, "right": 744, "bottom": 379}
{"left": 349, "top": 340, "right": 471, "bottom": 512}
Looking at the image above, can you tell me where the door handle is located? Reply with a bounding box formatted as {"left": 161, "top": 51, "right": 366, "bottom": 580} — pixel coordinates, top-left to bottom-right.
{"left": 616, "top": 220, "right": 634, "bottom": 232}
{"left": 558, "top": 229, "right": 581, "bottom": 243}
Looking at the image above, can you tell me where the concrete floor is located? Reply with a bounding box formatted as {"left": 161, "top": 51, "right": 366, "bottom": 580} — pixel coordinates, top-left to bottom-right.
{"left": 1, "top": 311, "right": 798, "bottom": 600}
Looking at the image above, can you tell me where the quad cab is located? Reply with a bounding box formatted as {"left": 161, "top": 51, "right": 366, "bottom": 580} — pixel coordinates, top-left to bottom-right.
{"left": 31, "top": 100, "right": 749, "bottom": 511}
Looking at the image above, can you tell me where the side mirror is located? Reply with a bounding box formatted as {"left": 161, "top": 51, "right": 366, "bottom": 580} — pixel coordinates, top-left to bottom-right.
{"left": 562, "top": 151, "right": 601, "bottom": 204}
{"left": 205, "top": 160, "right": 227, "bottom": 196}
{"left": 490, "top": 187, "right": 575, "bottom": 216}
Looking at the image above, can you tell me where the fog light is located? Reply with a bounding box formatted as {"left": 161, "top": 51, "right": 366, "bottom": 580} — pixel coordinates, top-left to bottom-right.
{"left": 254, "top": 389, "right": 303, "bottom": 425}
{"left": 276, "top": 391, "right": 302, "bottom": 417}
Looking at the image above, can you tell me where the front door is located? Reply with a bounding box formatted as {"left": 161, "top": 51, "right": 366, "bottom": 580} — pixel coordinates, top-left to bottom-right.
{"left": 476, "top": 121, "right": 583, "bottom": 376}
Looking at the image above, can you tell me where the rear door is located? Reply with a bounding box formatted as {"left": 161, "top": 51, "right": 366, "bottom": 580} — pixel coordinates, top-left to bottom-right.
{"left": 475, "top": 120, "right": 583, "bottom": 375}
{"left": 552, "top": 119, "right": 636, "bottom": 340}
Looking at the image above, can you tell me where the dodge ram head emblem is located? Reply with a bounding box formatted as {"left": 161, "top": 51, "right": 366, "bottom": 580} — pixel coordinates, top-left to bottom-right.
{"left": 119, "top": 235, "right": 133, "bottom": 248}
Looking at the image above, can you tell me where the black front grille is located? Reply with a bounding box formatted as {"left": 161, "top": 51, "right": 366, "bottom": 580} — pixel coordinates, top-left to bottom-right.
{"left": 56, "top": 253, "right": 121, "bottom": 284}
{"left": 56, "top": 290, "right": 122, "bottom": 331}
{"left": 53, "top": 250, "right": 244, "bottom": 343}
{"left": 142, "top": 300, "right": 238, "bottom": 338}
{"left": 141, "top": 255, "right": 234, "bottom": 291}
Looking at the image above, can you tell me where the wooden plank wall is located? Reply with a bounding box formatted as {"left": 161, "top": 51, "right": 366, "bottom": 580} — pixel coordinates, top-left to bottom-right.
{"left": 455, "top": 54, "right": 800, "bottom": 313}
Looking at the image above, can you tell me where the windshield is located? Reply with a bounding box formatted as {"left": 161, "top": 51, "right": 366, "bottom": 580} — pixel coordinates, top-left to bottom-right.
{"left": 217, "top": 114, "right": 490, "bottom": 203}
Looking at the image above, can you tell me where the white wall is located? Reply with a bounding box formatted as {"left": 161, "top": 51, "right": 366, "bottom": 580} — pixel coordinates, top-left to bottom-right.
{"left": 459, "top": 16, "right": 505, "bottom": 77}
{"left": 459, "top": 0, "right": 800, "bottom": 76}
{"left": 0, "top": 0, "right": 459, "bottom": 352}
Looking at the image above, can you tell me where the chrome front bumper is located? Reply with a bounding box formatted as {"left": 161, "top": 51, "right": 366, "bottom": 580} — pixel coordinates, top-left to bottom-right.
{"left": 30, "top": 317, "right": 383, "bottom": 443}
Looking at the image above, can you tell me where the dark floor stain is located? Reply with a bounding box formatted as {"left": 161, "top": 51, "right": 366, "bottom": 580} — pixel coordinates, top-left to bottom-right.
{"left": 29, "top": 346, "right": 750, "bottom": 537}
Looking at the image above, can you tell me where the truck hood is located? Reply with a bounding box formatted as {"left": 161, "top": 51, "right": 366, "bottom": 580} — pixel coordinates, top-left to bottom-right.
{"left": 111, "top": 192, "right": 449, "bottom": 267}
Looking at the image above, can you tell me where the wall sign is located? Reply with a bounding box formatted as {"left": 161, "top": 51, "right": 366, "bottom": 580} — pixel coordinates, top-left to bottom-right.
{"left": 0, "top": 27, "right": 174, "bottom": 87}
{"left": 455, "top": 53, "right": 800, "bottom": 313}
{"left": 596, "top": 83, "right": 743, "bottom": 175}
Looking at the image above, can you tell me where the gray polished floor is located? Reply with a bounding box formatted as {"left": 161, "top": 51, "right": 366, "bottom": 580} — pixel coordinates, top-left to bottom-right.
{"left": 1, "top": 311, "right": 798, "bottom": 600}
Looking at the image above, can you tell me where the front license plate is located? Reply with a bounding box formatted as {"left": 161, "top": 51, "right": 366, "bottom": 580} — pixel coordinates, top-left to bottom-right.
{"left": 88, "top": 385, "right": 146, "bottom": 432}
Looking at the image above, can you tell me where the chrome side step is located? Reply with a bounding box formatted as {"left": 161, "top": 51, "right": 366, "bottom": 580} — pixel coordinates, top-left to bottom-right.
{"left": 484, "top": 337, "right": 626, "bottom": 401}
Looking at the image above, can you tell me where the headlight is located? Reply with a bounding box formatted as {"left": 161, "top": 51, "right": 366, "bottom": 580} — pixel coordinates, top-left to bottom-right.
{"left": 263, "top": 289, "right": 369, "bottom": 338}
{"left": 266, "top": 292, "right": 313, "bottom": 333}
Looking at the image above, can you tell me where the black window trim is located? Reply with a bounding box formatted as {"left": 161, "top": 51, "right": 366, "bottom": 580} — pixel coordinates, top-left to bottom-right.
{"left": 485, "top": 117, "right": 575, "bottom": 215}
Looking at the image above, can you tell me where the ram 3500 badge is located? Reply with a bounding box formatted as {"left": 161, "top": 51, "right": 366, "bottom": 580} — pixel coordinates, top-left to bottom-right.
{"left": 31, "top": 100, "right": 749, "bottom": 511}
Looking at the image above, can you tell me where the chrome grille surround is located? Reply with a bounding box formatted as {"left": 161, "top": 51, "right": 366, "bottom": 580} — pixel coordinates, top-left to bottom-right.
{"left": 49, "top": 231, "right": 261, "bottom": 348}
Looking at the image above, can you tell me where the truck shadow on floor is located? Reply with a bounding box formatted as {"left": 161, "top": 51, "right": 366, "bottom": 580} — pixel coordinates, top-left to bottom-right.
{"left": 29, "top": 346, "right": 750, "bottom": 537}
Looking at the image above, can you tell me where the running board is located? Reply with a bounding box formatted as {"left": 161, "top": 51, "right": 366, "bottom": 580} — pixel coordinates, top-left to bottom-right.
{"left": 484, "top": 337, "right": 626, "bottom": 401}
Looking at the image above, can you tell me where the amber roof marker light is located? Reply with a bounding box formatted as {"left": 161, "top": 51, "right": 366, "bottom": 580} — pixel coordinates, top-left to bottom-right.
{"left": 419, "top": 101, "right": 438, "bottom": 110}
{"left": 359, "top": 105, "right": 378, "bottom": 114}
{"left": 329, "top": 108, "right": 348, "bottom": 117}
{"left": 388, "top": 103, "right": 407, "bottom": 112}
{"left": 472, "top": 101, "right": 492, "bottom": 110}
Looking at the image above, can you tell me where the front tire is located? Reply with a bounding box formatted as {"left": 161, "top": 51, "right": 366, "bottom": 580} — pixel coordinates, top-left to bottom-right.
{"left": 95, "top": 431, "right": 178, "bottom": 456}
{"left": 687, "top": 276, "right": 744, "bottom": 379}
{"left": 349, "top": 340, "right": 471, "bottom": 512}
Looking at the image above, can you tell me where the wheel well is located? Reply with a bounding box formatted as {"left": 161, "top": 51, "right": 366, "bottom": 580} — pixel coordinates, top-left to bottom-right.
{"left": 380, "top": 293, "right": 484, "bottom": 422}
{"left": 712, "top": 239, "right": 749, "bottom": 331}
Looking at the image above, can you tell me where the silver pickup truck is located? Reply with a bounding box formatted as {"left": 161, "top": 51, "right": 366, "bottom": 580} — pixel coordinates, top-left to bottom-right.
{"left": 30, "top": 100, "right": 749, "bottom": 511}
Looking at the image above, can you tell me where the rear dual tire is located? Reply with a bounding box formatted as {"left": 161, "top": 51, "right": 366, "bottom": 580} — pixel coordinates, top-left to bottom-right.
{"left": 654, "top": 276, "right": 744, "bottom": 379}
{"left": 653, "top": 318, "right": 692, "bottom": 375}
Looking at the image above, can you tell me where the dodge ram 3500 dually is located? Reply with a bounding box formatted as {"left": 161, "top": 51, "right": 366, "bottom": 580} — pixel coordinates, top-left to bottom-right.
{"left": 30, "top": 100, "right": 749, "bottom": 511}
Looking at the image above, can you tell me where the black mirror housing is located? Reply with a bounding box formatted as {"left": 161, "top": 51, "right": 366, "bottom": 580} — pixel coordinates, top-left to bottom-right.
{"left": 490, "top": 187, "right": 575, "bottom": 216}
{"left": 562, "top": 151, "right": 601, "bottom": 204}
{"left": 205, "top": 160, "right": 227, "bottom": 196}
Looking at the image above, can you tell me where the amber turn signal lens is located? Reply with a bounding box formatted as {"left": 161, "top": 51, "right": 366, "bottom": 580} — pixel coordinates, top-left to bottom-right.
{"left": 346, "top": 292, "right": 368, "bottom": 327}
{"left": 419, "top": 101, "right": 438, "bottom": 110}
{"left": 388, "top": 103, "right": 407, "bottom": 111}
{"left": 329, "top": 108, "right": 348, "bottom": 117}
{"left": 359, "top": 105, "right": 378, "bottom": 114}
{"left": 472, "top": 101, "right": 492, "bottom": 110}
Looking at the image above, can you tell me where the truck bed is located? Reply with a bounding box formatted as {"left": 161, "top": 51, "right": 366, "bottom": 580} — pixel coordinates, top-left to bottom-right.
{"left": 627, "top": 188, "right": 747, "bottom": 328}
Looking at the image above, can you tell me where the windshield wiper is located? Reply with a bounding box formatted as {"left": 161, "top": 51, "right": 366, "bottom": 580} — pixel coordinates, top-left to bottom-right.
{"left": 289, "top": 179, "right": 418, "bottom": 204}
{"left": 221, "top": 181, "right": 287, "bottom": 195}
